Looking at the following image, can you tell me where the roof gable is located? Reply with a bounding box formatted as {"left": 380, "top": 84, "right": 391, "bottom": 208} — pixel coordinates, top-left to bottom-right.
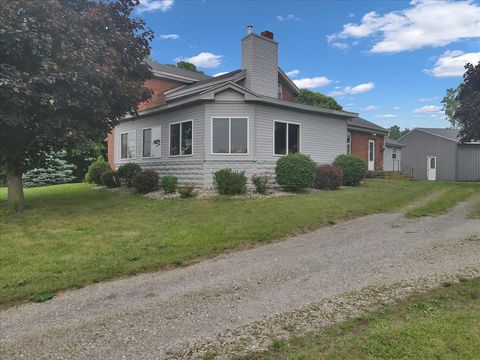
{"left": 398, "top": 128, "right": 461, "bottom": 143}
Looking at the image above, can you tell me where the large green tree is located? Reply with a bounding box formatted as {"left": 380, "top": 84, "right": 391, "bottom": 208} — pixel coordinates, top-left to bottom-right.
{"left": 441, "top": 84, "right": 462, "bottom": 128}
{"left": 0, "top": 0, "right": 153, "bottom": 209}
{"left": 294, "top": 89, "right": 343, "bottom": 111}
{"left": 456, "top": 62, "right": 480, "bottom": 142}
{"left": 176, "top": 60, "right": 205, "bottom": 75}
{"left": 388, "top": 125, "right": 410, "bottom": 140}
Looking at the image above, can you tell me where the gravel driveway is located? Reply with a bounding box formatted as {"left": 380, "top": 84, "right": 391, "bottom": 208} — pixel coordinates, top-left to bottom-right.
{"left": 1, "top": 198, "right": 479, "bottom": 359}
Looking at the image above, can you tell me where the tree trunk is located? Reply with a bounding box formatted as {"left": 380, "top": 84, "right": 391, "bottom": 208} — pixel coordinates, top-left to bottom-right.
{"left": 7, "top": 169, "right": 24, "bottom": 211}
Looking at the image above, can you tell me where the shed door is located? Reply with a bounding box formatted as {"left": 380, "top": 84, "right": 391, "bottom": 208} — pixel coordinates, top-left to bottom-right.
{"left": 427, "top": 156, "right": 436, "bottom": 181}
{"left": 368, "top": 140, "right": 375, "bottom": 171}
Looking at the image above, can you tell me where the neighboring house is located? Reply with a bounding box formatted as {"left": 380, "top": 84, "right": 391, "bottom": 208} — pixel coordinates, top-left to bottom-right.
{"left": 398, "top": 128, "right": 480, "bottom": 181}
{"left": 346, "top": 117, "right": 388, "bottom": 171}
{"left": 107, "top": 27, "right": 391, "bottom": 186}
{"left": 383, "top": 137, "right": 404, "bottom": 172}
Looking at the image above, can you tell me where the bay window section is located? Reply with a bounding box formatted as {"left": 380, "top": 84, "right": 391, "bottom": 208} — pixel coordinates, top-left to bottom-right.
{"left": 274, "top": 121, "right": 299, "bottom": 155}
{"left": 170, "top": 121, "right": 192, "bottom": 156}
{"left": 142, "top": 129, "right": 152, "bottom": 157}
{"left": 212, "top": 117, "right": 248, "bottom": 154}
{"left": 142, "top": 127, "right": 161, "bottom": 158}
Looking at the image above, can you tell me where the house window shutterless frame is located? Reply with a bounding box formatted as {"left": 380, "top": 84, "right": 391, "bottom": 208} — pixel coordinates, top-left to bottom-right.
{"left": 346, "top": 131, "right": 351, "bottom": 154}
{"left": 142, "top": 127, "right": 161, "bottom": 158}
{"left": 392, "top": 147, "right": 397, "bottom": 159}
{"left": 169, "top": 120, "right": 193, "bottom": 156}
{"left": 121, "top": 131, "right": 136, "bottom": 159}
{"left": 211, "top": 117, "right": 249, "bottom": 154}
{"left": 274, "top": 121, "right": 300, "bottom": 155}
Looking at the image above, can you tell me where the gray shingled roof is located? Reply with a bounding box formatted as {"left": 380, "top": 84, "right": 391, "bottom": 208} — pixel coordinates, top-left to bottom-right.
{"left": 416, "top": 128, "right": 461, "bottom": 142}
{"left": 148, "top": 61, "right": 210, "bottom": 81}
{"left": 347, "top": 117, "right": 388, "bottom": 134}
{"left": 385, "top": 137, "right": 404, "bottom": 147}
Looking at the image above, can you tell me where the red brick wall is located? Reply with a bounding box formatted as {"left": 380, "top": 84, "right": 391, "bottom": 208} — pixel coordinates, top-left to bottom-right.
{"left": 279, "top": 76, "right": 296, "bottom": 102}
{"left": 350, "top": 131, "right": 385, "bottom": 170}
{"left": 107, "top": 77, "right": 185, "bottom": 167}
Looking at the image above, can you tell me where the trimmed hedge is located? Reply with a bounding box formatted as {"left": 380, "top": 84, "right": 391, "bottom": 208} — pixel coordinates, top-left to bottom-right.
{"left": 117, "top": 163, "right": 142, "bottom": 187}
{"left": 332, "top": 154, "right": 367, "bottom": 186}
{"left": 313, "top": 164, "right": 343, "bottom": 190}
{"left": 133, "top": 169, "right": 159, "bottom": 194}
{"left": 85, "top": 157, "right": 110, "bottom": 185}
{"left": 101, "top": 170, "right": 119, "bottom": 188}
{"left": 275, "top": 153, "right": 316, "bottom": 191}
{"left": 161, "top": 176, "right": 178, "bottom": 194}
{"left": 213, "top": 168, "right": 247, "bottom": 195}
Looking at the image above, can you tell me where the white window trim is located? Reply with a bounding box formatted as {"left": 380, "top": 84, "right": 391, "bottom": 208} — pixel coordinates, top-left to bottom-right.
{"left": 120, "top": 131, "right": 136, "bottom": 160}
{"left": 210, "top": 117, "right": 250, "bottom": 155}
{"left": 346, "top": 131, "right": 352, "bottom": 154}
{"left": 141, "top": 127, "right": 161, "bottom": 159}
{"left": 273, "top": 120, "right": 302, "bottom": 156}
{"left": 168, "top": 120, "right": 194, "bottom": 157}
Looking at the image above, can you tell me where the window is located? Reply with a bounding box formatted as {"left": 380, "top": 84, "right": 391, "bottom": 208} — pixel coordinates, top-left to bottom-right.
{"left": 392, "top": 147, "right": 397, "bottom": 159}
{"left": 278, "top": 83, "right": 283, "bottom": 99}
{"left": 274, "top": 121, "right": 300, "bottom": 155}
{"left": 430, "top": 157, "right": 436, "bottom": 169}
{"left": 369, "top": 141, "right": 374, "bottom": 161}
{"left": 346, "top": 132, "right": 351, "bottom": 154}
{"left": 170, "top": 121, "right": 192, "bottom": 156}
{"left": 142, "top": 127, "right": 161, "bottom": 158}
{"left": 121, "top": 131, "right": 136, "bottom": 159}
{"left": 212, "top": 117, "right": 248, "bottom": 154}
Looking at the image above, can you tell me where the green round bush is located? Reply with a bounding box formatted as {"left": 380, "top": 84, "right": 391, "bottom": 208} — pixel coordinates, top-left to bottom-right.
{"left": 275, "top": 153, "right": 316, "bottom": 191}
{"left": 213, "top": 168, "right": 247, "bottom": 195}
{"left": 332, "top": 154, "right": 367, "bottom": 186}
{"left": 133, "top": 169, "right": 159, "bottom": 194}
{"left": 117, "top": 163, "right": 142, "bottom": 187}
{"left": 161, "top": 176, "right": 178, "bottom": 194}
{"left": 313, "top": 164, "right": 343, "bottom": 190}
{"left": 85, "top": 157, "right": 110, "bottom": 185}
{"left": 101, "top": 170, "right": 119, "bottom": 188}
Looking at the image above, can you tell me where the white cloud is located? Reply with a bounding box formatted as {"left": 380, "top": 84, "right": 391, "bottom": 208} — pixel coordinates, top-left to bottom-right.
{"left": 328, "top": 0, "right": 480, "bottom": 53}
{"left": 329, "top": 82, "right": 374, "bottom": 96}
{"left": 425, "top": 50, "right": 480, "bottom": 77}
{"left": 286, "top": 69, "right": 300, "bottom": 78}
{"left": 393, "top": 106, "right": 400, "bottom": 110}
{"left": 213, "top": 72, "right": 228, "bottom": 77}
{"left": 375, "top": 114, "right": 397, "bottom": 118}
{"left": 160, "top": 34, "right": 179, "bottom": 40}
{"left": 292, "top": 76, "right": 332, "bottom": 89}
{"left": 418, "top": 96, "right": 439, "bottom": 102}
{"left": 330, "top": 42, "right": 350, "bottom": 50}
{"left": 363, "top": 105, "right": 378, "bottom": 111}
{"left": 176, "top": 52, "right": 223, "bottom": 69}
{"left": 348, "top": 13, "right": 355, "bottom": 18}
{"left": 277, "top": 14, "right": 300, "bottom": 21}
{"left": 138, "top": 0, "right": 174, "bottom": 13}
{"left": 414, "top": 105, "right": 443, "bottom": 113}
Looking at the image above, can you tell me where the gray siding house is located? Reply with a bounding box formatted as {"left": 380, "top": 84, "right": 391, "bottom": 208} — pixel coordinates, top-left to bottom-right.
{"left": 383, "top": 137, "right": 403, "bottom": 172}
{"left": 398, "top": 128, "right": 480, "bottom": 181}
{"left": 110, "top": 27, "right": 358, "bottom": 186}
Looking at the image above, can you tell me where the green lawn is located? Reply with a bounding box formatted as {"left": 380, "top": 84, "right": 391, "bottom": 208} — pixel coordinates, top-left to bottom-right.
{"left": 0, "top": 180, "right": 478, "bottom": 306}
{"left": 240, "top": 277, "right": 480, "bottom": 360}
{"left": 405, "top": 182, "right": 480, "bottom": 218}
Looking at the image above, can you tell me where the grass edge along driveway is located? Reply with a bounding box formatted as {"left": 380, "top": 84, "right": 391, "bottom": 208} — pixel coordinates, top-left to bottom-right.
{"left": 1, "top": 180, "right": 479, "bottom": 306}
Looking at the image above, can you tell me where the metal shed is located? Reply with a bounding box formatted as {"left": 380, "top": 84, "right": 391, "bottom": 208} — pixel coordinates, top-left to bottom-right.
{"left": 398, "top": 128, "right": 480, "bottom": 181}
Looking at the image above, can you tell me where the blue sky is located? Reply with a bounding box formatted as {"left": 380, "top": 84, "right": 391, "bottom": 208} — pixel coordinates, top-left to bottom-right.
{"left": 137, "top": 0, "right": 480, "bottom": 130}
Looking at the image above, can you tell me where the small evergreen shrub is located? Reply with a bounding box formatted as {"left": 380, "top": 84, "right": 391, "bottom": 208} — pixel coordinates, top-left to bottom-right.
{"left": 251, "top": 173, "right": 270, "bottom": 194}
{"left": 213, "top": 168, "right": 247, "bottom": 195}
{"left": 161, "top": 176, "right": 178, "bottom": 194}
{"left": 275, "top": 153, "right": 316, "bottom": 191}
{"left": 333, "top": 154, "right": 367, "bottom": 186}
{"left": 313, "top": 164, "right": 343, "bottom": 190}
{"left": 117, "top": 163, "right": 142, "bottom": 187}
{"left": 133, "top": 169, "right": 159, "bottom": 194}
{"left": 178, "top": 184, "right": 197, "bottom": 198}
{"left": 85, "top": 156, "right": 110, "bottom": 185}
{"left": 23, "top": 151, "right": 76, "bottom": 188}
{"left": 101, "top": 169, "right": 119, "bottom": 188}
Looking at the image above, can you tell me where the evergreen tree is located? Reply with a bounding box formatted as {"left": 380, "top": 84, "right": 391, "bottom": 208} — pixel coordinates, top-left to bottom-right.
{"left": 22, "top": 152, "right": 76, "bottom": 188}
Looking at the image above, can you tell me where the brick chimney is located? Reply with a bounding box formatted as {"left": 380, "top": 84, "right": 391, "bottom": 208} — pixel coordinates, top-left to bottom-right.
{"left": 241, "top": 26, "right": 278, "bottom": 98}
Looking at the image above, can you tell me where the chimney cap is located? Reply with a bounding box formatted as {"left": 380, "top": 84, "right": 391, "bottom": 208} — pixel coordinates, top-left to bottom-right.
{"left": 260, "top": 30, "right": 274, "bottom": 40}
{"left": 247, "top": 25, "right": 253, "bottom": 34}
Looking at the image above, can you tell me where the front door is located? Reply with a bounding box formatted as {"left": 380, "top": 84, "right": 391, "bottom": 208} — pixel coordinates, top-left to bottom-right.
{"left": 427, "top": 156, "right": 437, "bottom": 180}
{"left": 368, "top": 139, "right": 375, "bottom": 171}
